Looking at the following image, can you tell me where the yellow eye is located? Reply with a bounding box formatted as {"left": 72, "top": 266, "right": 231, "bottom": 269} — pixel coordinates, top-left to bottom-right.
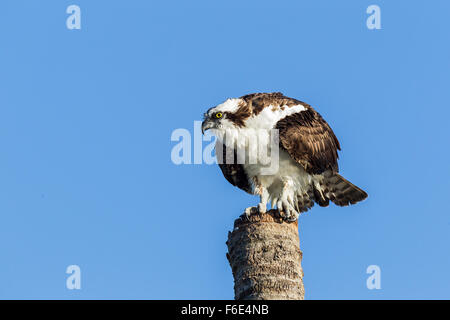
{"left": 215, "top": 112, "right": 223, "bottom": 119}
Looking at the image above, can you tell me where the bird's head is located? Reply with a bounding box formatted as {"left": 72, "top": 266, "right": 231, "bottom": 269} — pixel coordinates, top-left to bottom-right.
{"left": 201, "top": 98, "right": 247, "bottom": 134}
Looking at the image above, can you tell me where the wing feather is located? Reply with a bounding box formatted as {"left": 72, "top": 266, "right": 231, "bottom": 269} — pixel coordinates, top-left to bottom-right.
{"left": 216, "top": 141, "right": 253, "bottom": 194}
{"left": 275, "top": 106, "right": 341, "bottom": 175}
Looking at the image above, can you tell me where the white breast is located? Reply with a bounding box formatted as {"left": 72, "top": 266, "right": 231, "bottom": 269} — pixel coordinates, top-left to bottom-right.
{"left": 214, "top": 103, "right": 306, "bottom": 152}
{"left": 241, "top": 104, "right": 316, "bottom": 199}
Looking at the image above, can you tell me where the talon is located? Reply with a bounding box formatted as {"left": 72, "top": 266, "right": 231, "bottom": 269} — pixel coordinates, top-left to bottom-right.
{"left": 276, "top": 208, "right": 284, "bottom": 219}
{"left": 244, "top": 207, "right": 252, "bottom": 220}
{"left": 244, "top": 206, "right": 258, "bottom": 220}
{"left": 257, "top": 203, "right": 266, "bottom": 214}
{"left": 286, "top": 211, "right": 300, "bottom": 222}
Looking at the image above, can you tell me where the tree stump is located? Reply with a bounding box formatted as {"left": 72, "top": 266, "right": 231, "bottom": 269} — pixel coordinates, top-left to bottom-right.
{"left": 226, "top": 209, "right": 305, "bottom": 300}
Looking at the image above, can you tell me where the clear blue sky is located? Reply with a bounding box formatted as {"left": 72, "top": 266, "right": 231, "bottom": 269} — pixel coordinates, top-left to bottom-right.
{"left": 1, "top": 0, "right": 449, "bottom": 299}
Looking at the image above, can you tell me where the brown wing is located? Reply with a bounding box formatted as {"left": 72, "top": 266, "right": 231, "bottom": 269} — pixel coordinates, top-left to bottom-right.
{"left": 216, "top": 142, "right": 253, "bottom": 194}
{"left": 275, "top": 106, "right": 341, "bottom": 175}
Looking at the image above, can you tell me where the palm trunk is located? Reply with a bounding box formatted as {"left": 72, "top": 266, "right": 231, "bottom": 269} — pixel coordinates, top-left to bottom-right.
{"left": 226, "top": 209, "right": 304, "bottom": 300}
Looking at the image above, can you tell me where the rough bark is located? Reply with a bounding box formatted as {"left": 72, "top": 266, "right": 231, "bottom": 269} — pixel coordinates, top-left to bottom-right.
{"left": 226, "top": 209, "right": 304, "bottom": 300}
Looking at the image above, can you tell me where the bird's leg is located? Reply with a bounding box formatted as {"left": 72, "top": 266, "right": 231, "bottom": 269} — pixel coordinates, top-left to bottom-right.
{"left": 277, "top": 180, "right": 299, "bottom": 222}
{"left": 257, "top": 188, "right": 269, "bottom": 214}
{"left": 244, "top": 180, "right": 268, "bottom": 220}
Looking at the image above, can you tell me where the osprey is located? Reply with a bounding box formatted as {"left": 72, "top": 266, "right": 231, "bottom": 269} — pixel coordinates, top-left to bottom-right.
{"left": 202, "top": 92, "right": 367, "bottom": 221}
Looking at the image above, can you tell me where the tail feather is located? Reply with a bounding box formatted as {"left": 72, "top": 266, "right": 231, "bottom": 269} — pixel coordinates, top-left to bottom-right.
{"left": 294, "top": 171, "right": 367, "bottom": 213}
{"left": 322, "top": 171, "right": 368, "bottom": 207}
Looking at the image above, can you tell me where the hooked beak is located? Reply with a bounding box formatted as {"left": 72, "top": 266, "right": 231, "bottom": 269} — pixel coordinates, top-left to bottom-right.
{"left": 201, "top": 120, "right": 214, "bottom": 134}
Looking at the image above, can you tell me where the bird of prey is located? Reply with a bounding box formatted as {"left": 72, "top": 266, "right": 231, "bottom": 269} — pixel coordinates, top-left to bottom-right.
{"left": 201, "top": 92, "right": 367, "bottom": 221}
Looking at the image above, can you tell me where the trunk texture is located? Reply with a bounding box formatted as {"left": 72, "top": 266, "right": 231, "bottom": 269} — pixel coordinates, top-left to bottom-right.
{"left": 226, "top": 209, "right": 304, "bottom": 300}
